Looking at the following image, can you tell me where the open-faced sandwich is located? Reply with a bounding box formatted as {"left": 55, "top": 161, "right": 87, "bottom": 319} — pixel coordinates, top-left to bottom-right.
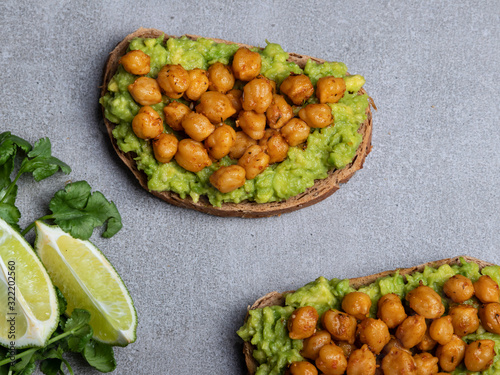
{"left": 238, "top": 256, "right": 500, "bottom": 374}
{"left": 100, "top": 28, "right": 373, "bottom": 217}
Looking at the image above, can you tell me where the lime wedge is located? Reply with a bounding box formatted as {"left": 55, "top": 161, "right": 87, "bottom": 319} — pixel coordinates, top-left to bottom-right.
{"left": 34, "top": 221, "right": 137, "bottom": 346}
{"left": 0, "top": 218, "right": 58, "bottom": 348}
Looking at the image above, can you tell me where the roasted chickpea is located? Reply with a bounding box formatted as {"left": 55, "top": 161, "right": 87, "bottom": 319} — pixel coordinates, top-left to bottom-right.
{"left": 119, "top": 50, "right": 150, "bottom": 75}
{"left": 128, "top": 77, "right": 162, "bottom": 105}
{"left": 232, "top": 47, "right": 261, "bottom": 81}
{"left": 479, "top": 303, "right": 500, "bottom": 334}
{"left": 185, "top": 68, "right": 209, "bottom": 101}
{"left": 207, "top": 62, "right": 235, "bottom": 93}
{"left": 209, "top": 165, "right": 246, "bottom": 193}
{"left": 298, "top": 104, "right": 333, "bottom": 129}
{"left": 435, "top": 334, "right": 466, "bottom": 372}
{"left": 287, "top": 306, "right": 319, "bottom": 340}
{"left": 301, "top": 330, "right": 331, "bottom": 360}
{"left": 342, "top": 292, "right": 372, "bottom": 320}
{"left": 429, "top": 315, "right": 454, "bottom": 345}
{"left": 226, "top": 89, "right": 243, "bottom": 115}
{"left": 316, "top": 76, "right": 346, "bottom": 104}
{"left": 281, "top": 118, "right": 310, "bottom": 146}
{"left": 196, "top": 91, "right": 236, "bottom": 123}
{"left": 131, "top": 106, "right": 163, "bottom": 139}
{"left": 416, "top": 328, "right": 438, "bottom": 352}
{"left": 321, "top": 309, "right": 357, "bottom": 344}
{"left": 443, "top": 274, "right": 475, "bottom": 303}
{"left": 237, "top": 144, "right": 270, "bottom": 179}
{"left": 377, "top": 293, "right": 407, "bottom": 328}
{"left": 474, "top": 275, "right": 500, "bottom": 304}
{"left": 382, "top": 337, "right": 409, "bottom": 356}
{"left": 396, "top": 315, "right": 427, "bottom": 349}
{"left": 181, "top": 112, "right": 215, "bottom": 142}
{"left": 229, "top": 131, "right": 257, "bottom": 159}
{"left": 279, "top": 74, "right": 314, "bottom": 105}
{"left": 174, "top": 139, "right": 212, "bottom": 172}
{"left": 157, "top": 64, "right": 190, "bottom": 98}
{"left": 163, "top": 101, "right": 191, "bottom": 131}
{"left": 204, "top": 124, "right": 236, "bottom": 160}
{"left": 346, "top": 344, "right": 376, "bottom": 375}
{"left": 448, "top": 304, "right": 480, "bottom": 337}
{"left": 242, "top": 76, "right": 273, "bottom": 113}
{"left": 236, "top": 110, "right": 267, "bottom": 140}
{"left": 406, "top": 285, "right": 445, "bottom": 319}
{"left": 356, "top": 318, "right": 391, "bottom": 354}
{"left": 413, "top": 352, "right": 439, "bottom": 375}
{"left": 266, "top": 94, "right": 294, "bottom": 129}
{"left": 337, "top": 341, "right": 357, "bottom": 359}
{"left": 464, "top": 339, "right": 496, "bottom": 372}
{"left": 381, "top": 347, "right": 417, "bottom": 375}
{"left": 315, "top": 344, "right": 347, "bottom": 375}
{"left": 152, "top": 133, "right": 178, "bottom": 163}
{"left": 259, "top": 132, "right": 289, "bottom": 164}
{"left": 286, "top": 361, "right": 318, "bottom": 375}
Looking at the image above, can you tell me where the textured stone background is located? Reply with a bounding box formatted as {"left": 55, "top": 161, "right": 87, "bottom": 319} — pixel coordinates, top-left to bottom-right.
{"left": 1, "top": 1, "right": 499, "bottom": 374}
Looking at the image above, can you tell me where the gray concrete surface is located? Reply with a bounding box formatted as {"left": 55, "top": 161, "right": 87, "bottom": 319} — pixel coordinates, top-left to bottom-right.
{"left": 1, "top": 0, "right": 499, "bottom": 374}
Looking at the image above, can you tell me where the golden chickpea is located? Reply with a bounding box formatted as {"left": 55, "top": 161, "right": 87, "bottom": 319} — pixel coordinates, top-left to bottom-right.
{"left": 413, "top": 352, "right": 439, "bottom": 375}
{"left": 131, "top": 106, "right": 163, "bottom": 140}
{"left": 229, "top": 131, "right": 257, "bottom": 159}
{"left": 242, "top": 76, "right": 273, "bottom": 113}
{"left": 382, "top": 337, "right": 408, "bottom": 356}
{"left": 266, "top": 94, "right": 294, "bottom": 129}
{"left": 226, "top": 89, "right": 243, "bottom": 115}
{"left": 209, "top": 165, "right": 246, "bottom": 193}
{"left": 406, "top": 285, "right": 445, "bottom": 319}
{"left": 181, "top": 112, "right": 215, "bottom": 142}
{"left": 443, "top": 274, "right": 475, "bottom": 303}
{"left": 204, "top": 124, "right": 236, "bottom": 160}
{"left": 346, "top": 344, "right": 376, "bottom": 375}
{"left": 337, "top": 342, "right": 357, "bottom": 359}
{"left": 316, "top": 76, "right": 346, "bottom": 104}
{"left": 464, "top": 339, "right": 496, "bottom": 372}
{"left": 119, "top": 50, "right": 150, "bottom": 75}
{"left": 474, "top": 275, "right": 500, "bottom": 304}
{"left": 196, "top": 91, "right": 236, "bottom": 123}
{"left": 207, "top": 62, "right": 235, "bottom": 94}
{"left": 128, "top": 77, "right": 162, "bottom": 106}
{"left": 236, "top": 110, "right": 267, "bottom": 140}
{"left": 163, "top": 101, "right": 191, "bottom": 131}
{"left": 259, "top": 131, "right": 289, "bottom": 164}
{"left": 298, "top": 104, "right": 333, "bottom": 129}
{"left": 342, "top": 292, "right": 372, "bottom": 320}
{"left": 174, "top": 139, "right": 212, "bottom": 172}
{"left": 185, "top": 68, "right": 209, "bottom": 101}
{"left": 315, "top": 344, "right": 347, "bottom": 375}
{"left": 381, "top": 347, "right": 417, "bottom": 375}
{"left": 449, "top": 304, "right": 480, "bottom": 337}
{"left": 301, "top": 330, "right": 331, "bottom": 360}
{"left": 286, "top": 361, "right": 318, "bottom": 375}
{"left": 287, "top": 306, "right": 319, "bottom": 340}
{"left": 479, "top": 303, "right": 500, "bottom": 334}
{"left": 356, "top": 318, "right": 391, "bottom": 354}
{"left": 396, "top": 315, "right": 427, "bottom": 349}
{"left": 157, "top": 64, "right": 190, "bottom": 99}
{"left": 237, "top": 144, "right": 269, "bottom": 180}
{"left": 435, "top": 335, "right": 466, "bottom": 372}
{"left": 429, "top": 315, "right": 454, "bottom": 345}
{"left": 377, "top": 293, "right": 407, "bottom": 328}
{"left": 152, "top": 133, "right": 178, "bottom": 163}
{"left": 281, "top": 118, "right": 311, "bottom": 147}
{"left": 416, "top": 328, "right": 437, "bottom": 352}
{"left": 279, "top": 74, "right": 314, "bottom": 105}
{"left": 321, "top": 309, "right": 357, "bottom": 344}
{"left": 232, "top": 47, "right": 261, "bottom": 81}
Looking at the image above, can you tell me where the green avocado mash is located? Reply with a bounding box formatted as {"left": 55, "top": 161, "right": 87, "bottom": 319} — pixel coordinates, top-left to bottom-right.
{"left": 100, "top": 35, "right": 368, "bottom": 206}
{"left": 237, "top": 258, "right": 500, "bottom": 375}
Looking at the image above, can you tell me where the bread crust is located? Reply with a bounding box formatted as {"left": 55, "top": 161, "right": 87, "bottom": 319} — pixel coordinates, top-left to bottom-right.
{"left": 242, "top": 256, "right": 495, "bottom": 374}
{"left": 101, "top": 28, "right": 373, "bottom": 217}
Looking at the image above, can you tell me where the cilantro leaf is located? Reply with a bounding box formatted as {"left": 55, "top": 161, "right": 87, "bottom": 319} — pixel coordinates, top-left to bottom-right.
{"left": 0, "top": 132, "right": 31, "bottom": 166}
{"left": 64, "top": 309, "right": 91, "bottom": 333}
{"left": 40, "top": 359, "right": 63, "bottom": 375}
{"left": 83, "top": 340, "right": 116, "bottom": 373}
{"left": 19, "top": 138, "right": 71, "bottom": 182}
{"left": 0, "top": 184, "right": 21, "bottom": 231}
{"left": 0, "top": 156, "right": 14, "bottom": 190}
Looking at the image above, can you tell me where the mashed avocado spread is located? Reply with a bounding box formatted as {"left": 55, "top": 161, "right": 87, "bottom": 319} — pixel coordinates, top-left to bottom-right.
{"left": 100, "top": 35, "right": 368, "bottom": 206}
{"left": 237, "top": 259, "right": 500, "bottom": 375}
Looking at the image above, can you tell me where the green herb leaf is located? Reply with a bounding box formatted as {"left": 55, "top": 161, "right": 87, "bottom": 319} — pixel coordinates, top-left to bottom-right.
{"left": 64, "top": 309, "right": 91, "bottom": 333}
{"left": 40, "top": 358, "right": 63, "bottom": 375}
{"left": 12, "top": 350, "right": 38, "bottom": 374}
{"left": 55, "top": 288, "right": 67, "bottom": 316}
{"left": 0, "top": 132, "right": 31, "bottom": 166}
{"left": 0, "top": 184, "right": 21, "bottom": 231}
{"left": 83, "top": 340, "right": 116, "bottom": 373}
{"left": 19, "top": 138, "right": 71, "bottom": 182}
{"left": 0, "top": 156, "right": 14, "bottom": 190}
{"left": 67, "top": 324, "right": 92, "bottom": 353}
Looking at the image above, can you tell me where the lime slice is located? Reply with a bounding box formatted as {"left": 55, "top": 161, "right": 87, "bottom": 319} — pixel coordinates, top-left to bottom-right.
{"left": 0, "top": 218, "right": 58, "bottom": 348}
{"left": 34, "top": 221, "right": 137, "bottom": 346}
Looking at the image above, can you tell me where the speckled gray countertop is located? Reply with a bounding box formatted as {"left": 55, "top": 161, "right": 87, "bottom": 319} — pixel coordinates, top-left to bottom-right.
{"left": 1, "top": 1, "right": 499, "bottom": 374}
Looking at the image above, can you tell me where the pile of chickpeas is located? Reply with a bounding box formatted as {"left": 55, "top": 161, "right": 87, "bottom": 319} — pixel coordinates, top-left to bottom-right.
{"left": 284, "top": 274, "right": 500, "bottom": 375}
{"left": 118, "top": 44, "right": 347, "bottom": 193}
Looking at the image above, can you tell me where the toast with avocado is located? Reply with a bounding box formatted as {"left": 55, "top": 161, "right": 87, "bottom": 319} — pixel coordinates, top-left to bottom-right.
{"left": 238, "top": 256, "right": 500, "bottom": 374}
{"left": 100, "top": 28, "right": 373, "bottom": 218}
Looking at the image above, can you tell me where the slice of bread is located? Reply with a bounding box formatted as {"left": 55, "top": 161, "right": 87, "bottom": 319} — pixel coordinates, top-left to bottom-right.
{"left": 242, "top": 256, "right": 495, "bottom": 374}
{"left": 101, "top": 28, "right": 373, "bottom": 218}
